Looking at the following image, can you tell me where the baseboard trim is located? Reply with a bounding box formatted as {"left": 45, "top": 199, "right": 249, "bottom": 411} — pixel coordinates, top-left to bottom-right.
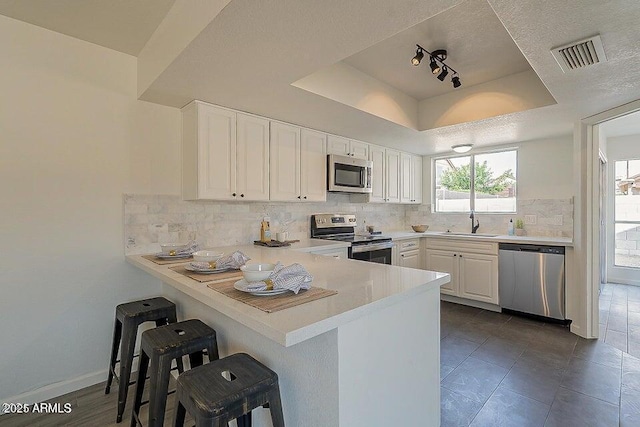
{"left": 1, "top": 369, "right": 107, "bottom": 408}
{"left": 440, "top": 294, "right": 501, "bottom": 312}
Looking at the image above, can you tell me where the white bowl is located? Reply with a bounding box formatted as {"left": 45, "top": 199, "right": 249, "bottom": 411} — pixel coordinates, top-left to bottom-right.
{"left": 193, "top": 250, "right": 224, "bottom": 262}
{"left": 241, "top": 263, "right": 276, "bottom": 282}
{"left": 160, "top": 243, "right": 188, "bottom": 254}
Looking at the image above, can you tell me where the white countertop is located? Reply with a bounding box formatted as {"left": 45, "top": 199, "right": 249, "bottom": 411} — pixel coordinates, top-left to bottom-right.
{"left": 286, "top": 238, "right": 350, "bottom": 252}
{"left": 126, "top": 245, "right": 449, "bottom": 347}
{"left": 382, "top": 230, "right": 573, "bottom": 247}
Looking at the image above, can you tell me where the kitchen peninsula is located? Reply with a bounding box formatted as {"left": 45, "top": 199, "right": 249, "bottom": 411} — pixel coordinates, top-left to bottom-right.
{"left": 127, "top": 244, "right": 449, "bottom": 427}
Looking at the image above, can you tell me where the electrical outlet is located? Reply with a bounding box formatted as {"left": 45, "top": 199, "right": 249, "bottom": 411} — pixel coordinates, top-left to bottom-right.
{"left": 524, "top": 215, "right": 537, "bottom": 225}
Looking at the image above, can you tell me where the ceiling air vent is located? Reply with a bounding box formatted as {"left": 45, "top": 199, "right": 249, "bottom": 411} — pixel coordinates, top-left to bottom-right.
{"left": 551, "top": 35, "right": 607, "bottom": 73}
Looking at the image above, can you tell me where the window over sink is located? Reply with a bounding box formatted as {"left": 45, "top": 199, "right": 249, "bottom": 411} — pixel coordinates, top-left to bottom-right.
{"left": 434, "top": 149, "right": 517, "bottom": 213}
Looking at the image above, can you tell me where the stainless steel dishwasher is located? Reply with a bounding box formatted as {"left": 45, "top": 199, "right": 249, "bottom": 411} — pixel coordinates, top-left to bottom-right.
{"left": 498, "top": 243, "right": 566, "bottom": 320}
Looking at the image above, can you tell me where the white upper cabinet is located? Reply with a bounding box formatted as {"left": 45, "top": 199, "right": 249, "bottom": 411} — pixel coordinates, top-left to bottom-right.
{"left": 182, "top": 102, "right": 270, "bottom": 201}
{"left": 270, "top": 123, "right": 327, "bottom": 202}
{"left": 300, "top": 129, "right": 327, "bottom": 202}
{"left": 327, "top": 135, "right": 369, "bottom": 159}
{"left": 327, "top": 135, "right": 350, "bottom": 156}
{"left": 385, "top": 149, "right": 401, "bottom": 203}
{"left": 269, "top": 122, "right": 301, "bottom": 201}
{"left": 236, "top": 113, "right": 270, "bottom": 200}
{"left": 182, "top": 102, "right": 237, "bottom": 200}
{"left": 349, "top": 140, "right": 369, "bottom": 160}
{"left": 369, "top": 144, "right": 386, "bottom": 203}
{"left": 369, "top": 144, "right": 403, "bottom": 204}
{"left": 400, "top": 153, "right": 423, "bottom": 204}
{"left": 412, "top": 155, "right": 423, "bottom": 204}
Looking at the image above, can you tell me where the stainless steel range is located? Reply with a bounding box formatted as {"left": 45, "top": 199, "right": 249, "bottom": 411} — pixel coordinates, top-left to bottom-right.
{"left": 310, "top": 214, "right": 393, "bottom": 264}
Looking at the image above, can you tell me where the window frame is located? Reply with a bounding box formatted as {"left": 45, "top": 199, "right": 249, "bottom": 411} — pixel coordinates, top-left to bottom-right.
{"left": 432, "top": 147, "right": 518, "bottom": 214}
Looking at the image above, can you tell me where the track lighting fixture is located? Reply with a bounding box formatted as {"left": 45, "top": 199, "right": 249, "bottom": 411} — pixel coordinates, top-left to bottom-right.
{"left": 437, "top": 67, "right": 449, "bottom": 81}
{"left": 411, "top": 48, "right": 424, "bottom": 66}
{"left": 412, "top": 44, "right": 462, "bottom": 89}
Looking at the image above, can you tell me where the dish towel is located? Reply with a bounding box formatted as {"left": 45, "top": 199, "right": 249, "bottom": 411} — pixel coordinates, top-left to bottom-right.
{"left": 190, "top": 250, "right": 250, "bottom": 271}
{"left": 244, "top": 262, "right": 313, "bottom": 294}
{"left": 166, "top": 241, "right": 198, "bottom": 256}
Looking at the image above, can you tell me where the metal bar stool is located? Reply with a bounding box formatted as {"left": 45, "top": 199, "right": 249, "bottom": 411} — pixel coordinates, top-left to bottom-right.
{"left": 106, "top": 297, "right": 183, "bottom": 423}
{"left": 173, "top": 353, "right": 285, "bottom": 427}
{"left": 131, "top": 319, "right": 219, "bottom": 427}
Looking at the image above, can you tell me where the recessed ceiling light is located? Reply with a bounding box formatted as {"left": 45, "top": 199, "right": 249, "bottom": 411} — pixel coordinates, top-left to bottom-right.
{"left": 452, "top": 144, "right": 473, "bottom": 153}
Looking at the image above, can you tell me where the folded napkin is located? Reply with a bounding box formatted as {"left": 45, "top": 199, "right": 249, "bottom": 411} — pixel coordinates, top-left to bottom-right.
{"left": 190, "top": 250, "right": 250, "bottom": 271}
{"left": 244, "top": 262, "right": 312, "bottom": 294}
{"left": 165, "top": 241, "right": 198, "bottom": 256}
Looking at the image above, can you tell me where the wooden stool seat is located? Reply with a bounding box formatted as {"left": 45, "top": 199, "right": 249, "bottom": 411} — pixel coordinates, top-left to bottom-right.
{"left": 131, "top": 319, "right": 219, "bottom": 427}
{"left": 106, "top": 297, "right": 180, "bottom": 423}
{"left": 173, "top": 353, "right": 285, "bottom": 427}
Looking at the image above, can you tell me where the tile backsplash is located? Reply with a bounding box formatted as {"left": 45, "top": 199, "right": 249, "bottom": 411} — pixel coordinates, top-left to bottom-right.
{"left": 124, "top": 194, "right": 573, "bottom": 254}
{"left": 405, "top": 198, "right": 573, "bottom": 237}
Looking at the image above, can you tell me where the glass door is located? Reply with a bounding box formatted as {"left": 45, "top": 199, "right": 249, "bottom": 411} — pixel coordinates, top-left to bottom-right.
{"left": 608, "top": 159, "right": 640, "bottom": 284}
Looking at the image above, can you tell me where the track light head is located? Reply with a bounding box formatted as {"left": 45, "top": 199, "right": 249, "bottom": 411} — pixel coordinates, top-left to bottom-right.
{"left": 411, "top": 49, "right": 424, "bottom": 66}
{"left": 437, "top": 67, "right": 449, "bottom": 81}
{"left": 429, "top": 57, "right": 441, "bottom": 74}
{"left": 452, "top": 75, "right": 462, "bottom": 88}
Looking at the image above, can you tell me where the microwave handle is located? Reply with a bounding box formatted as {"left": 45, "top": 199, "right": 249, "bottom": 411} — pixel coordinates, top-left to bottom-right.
{"left": 360, "top": 167, "right": 365, "bottom": 188}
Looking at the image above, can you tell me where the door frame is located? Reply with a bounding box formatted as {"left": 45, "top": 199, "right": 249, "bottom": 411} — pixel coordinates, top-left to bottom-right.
{"left": 579, "top": 99, "right": 640, "bottom": 338}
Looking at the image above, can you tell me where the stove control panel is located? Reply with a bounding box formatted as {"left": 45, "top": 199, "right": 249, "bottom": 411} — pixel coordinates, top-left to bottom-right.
{"left": 313, "top": 214, "right": 357, "bottom": 228}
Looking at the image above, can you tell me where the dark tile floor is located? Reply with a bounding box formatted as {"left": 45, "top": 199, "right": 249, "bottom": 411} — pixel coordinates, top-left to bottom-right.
{"left": 441, "top": 300, "right": 640, "bottom": 427}
{"left": 599, "top": 283, "right": 640, "bottom": 358}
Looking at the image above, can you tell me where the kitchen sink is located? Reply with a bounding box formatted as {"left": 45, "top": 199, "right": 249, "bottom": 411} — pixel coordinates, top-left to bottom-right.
{"left": 438, "top": 232, "right": 499, "bottom": 237}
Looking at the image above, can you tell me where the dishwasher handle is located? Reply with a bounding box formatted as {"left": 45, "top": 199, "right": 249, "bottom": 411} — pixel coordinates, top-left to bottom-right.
{"left": 499, "top": 243, "right": 565, "bottom": 254}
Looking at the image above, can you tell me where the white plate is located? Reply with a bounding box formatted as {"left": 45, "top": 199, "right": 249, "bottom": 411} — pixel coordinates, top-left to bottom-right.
{"left": 184, "top": 265, "right": 233, "bottom": 274}
{"left": 234, "top": 279, "right": 289, "bottom": 296}
{"left": 155, "top": 253, "right": 192, "bottom": 260}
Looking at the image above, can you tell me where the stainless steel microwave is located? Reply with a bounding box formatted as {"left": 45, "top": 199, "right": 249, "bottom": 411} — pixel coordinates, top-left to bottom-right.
{"left": 327, "top": 154, "right": 373, "bottom": 193}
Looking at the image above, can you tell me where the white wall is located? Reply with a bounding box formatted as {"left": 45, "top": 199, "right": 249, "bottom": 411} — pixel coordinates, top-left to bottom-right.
{"left": 0, "top": 15, "right": 181, "bottom": 402}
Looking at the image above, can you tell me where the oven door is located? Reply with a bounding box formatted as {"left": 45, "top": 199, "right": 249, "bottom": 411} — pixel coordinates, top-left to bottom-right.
{"left": 328, "top": 154, "right": 372, "bottom": 193}
{"left": 349, "top": 242, "right": 393, "bottom": 265}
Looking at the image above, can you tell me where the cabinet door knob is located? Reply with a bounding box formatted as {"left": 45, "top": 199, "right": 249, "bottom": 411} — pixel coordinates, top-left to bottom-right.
{"left": 232, "top": 193, "right": 236, "bottom": 197}
{"left": 460, "top": 254, "right": 463, "bottom": 258}
{"left": 297, "top": 196, "right": 301, "bottom": 199}
{"left": 454, "top": 254, "right": 457, "bottom": 257}
{"left": 240, "top": 194, "right": 244, "bottom": 198}
{"left": 303, "top": 196, "right": 307, "bottom": 199}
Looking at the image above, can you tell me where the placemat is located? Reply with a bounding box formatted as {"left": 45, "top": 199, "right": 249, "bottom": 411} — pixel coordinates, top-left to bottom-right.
{"left": 169, "top": 265, "right": 244, "bottom": 283}
{"left": 142, "top": 254, "right": 193, "bottom": 265}
{"left": 207, "top": 280, "right": 337, "bottom": 313}
{"left": 253, "top": 240, "right": 300, "bottom": 247}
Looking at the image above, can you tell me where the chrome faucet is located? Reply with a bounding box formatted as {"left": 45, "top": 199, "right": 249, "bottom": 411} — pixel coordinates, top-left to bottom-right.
{"left": 470, "top": 211, "right": 480, "bottom": 234}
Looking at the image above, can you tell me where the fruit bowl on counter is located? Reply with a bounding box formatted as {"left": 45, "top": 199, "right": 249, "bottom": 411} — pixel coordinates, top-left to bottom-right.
{"left": 411, "top": 225, "right": 429, "bottom": 233}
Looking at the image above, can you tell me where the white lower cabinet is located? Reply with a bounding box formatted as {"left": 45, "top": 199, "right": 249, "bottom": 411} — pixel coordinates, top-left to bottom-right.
{"left": 307, "top": 247, "right": 348, "bottom": 259}
{"left": 397, "top": 239, "right": 422, "bottom": 269}
{"left": 425, "top": 238, "right": 499, "bottom": 304}
{"left": 399, "top": 249, "right": 421, "bottom": 269}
